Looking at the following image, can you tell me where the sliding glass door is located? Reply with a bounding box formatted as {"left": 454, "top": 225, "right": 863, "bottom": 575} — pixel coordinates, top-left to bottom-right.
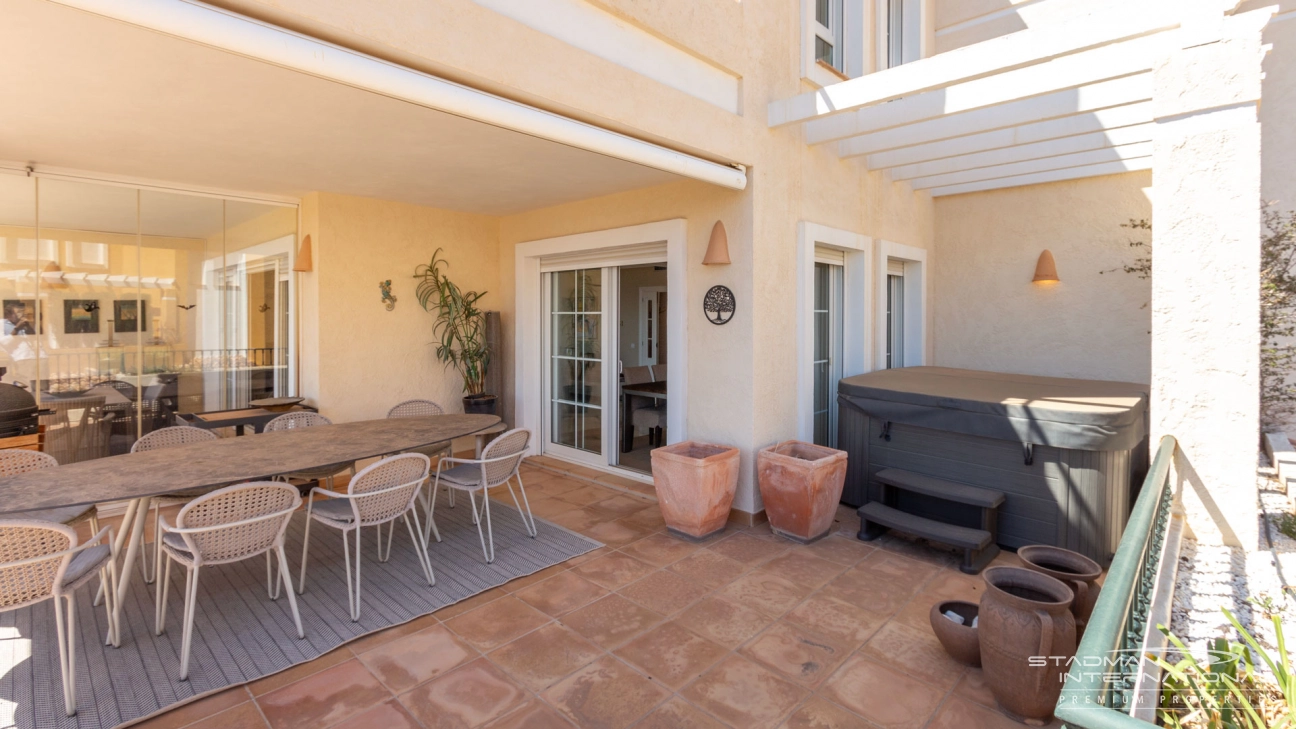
{"left": 544, "top": 268, "right": 610, "bottom": 466}
{"left": 813, "top": 261, "right": 844, "bottom": 447}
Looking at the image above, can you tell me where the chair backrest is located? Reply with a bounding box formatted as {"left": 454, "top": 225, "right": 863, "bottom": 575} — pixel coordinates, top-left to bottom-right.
{"left": 0, "top": 520, "right": 74, "bottom": 611}
{"left": 623, "top": 366, "right": 653, "bottom": 385}
{"left": 347, "top": 453, "right": 430, "bottom": 526}
{"left": 649, "top": 364, "right": 666, "bottom": 382}
{"left": 479, "top": 428, "right": 530, "bottom": 487}
{"left": 387, "top": 400, "right": 445, "bottom": 419}
{"left": 132, "top": 425, "right": 218, "bottom": 453}
{"left": 0, "top": 450, "right": 58, "bottom": 478}
{"left": 176, "top": 482, "right": 300, "bottom": 565}
{"left": 264, "top": 411, "right": 332, "bottom": 431}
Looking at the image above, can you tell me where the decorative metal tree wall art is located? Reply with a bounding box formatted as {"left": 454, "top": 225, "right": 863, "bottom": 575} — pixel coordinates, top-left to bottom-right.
{"left": 703, "top": 285, "right": 735, "bottom": 325}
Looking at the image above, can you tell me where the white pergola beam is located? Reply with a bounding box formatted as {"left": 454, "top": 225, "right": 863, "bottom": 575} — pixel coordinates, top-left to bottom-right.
{"left": 927, "top": 157, "right": 1153, "bottom": 197}
{"left": 889, "top": 123, "right": 1154, "bottom": 180}
{"left": 910, "top": 141, "right": 1151, "bottom": 189}
{"left": 768, "top": 0, "right": 1174, "bottom": 128}
{"left": 807, "top": 31, "right": 1173, "bottom": 145}
{"left": 864, "top": 102, "right": 1153, "bottom": 169}
{"left": 837, "top": 74, "right": 1152, "bottom": 158}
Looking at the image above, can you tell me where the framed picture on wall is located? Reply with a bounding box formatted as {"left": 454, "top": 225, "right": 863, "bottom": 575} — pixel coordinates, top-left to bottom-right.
{"left": 113, "top": 299, "right": 146, "bottom": 333}
{"left": 3, "top": 300, "right": 41, "bottom": 336}
{"left": 63, "top": 300, "right": 100, "bottom": 334}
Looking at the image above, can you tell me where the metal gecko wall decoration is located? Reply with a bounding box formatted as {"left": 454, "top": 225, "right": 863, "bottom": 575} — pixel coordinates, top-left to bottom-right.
{"left": 380, "top": 280, "right": 397, "bottom": 311}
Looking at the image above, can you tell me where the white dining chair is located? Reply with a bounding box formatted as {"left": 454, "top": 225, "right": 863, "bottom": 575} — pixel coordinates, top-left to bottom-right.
{"left": 0, "top": 519, "right": 118, "bottom": 716}
{"left": 297, "top": 453, "right": 434, "bottom": 621}
{"left": 154, "top": 482, "right": 302, "bottom": 681}
{"left": 424, "top": 428, "right": 534, "bottom": 564}
{"left": 0, "top": 451, "right": 101, "bottom": 535}
{"left": 131, "top": 426, "right": 219, "bottom": 586}
{"left": 265, "top": 412, "right": 356, "bottom": 490}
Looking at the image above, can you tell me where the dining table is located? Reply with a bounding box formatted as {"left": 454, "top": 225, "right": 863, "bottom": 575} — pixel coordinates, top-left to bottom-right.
{"left": 0, "top": 413, "right": 500, "bottom": 647}
{"left": 621, "top": 380, "right": 666, "bottom": 452}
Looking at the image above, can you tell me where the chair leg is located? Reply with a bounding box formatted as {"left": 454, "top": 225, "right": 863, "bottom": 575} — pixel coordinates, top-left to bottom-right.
{"left": 265, "top": 552, "right": 275, "bottom": 599}
{"left": 297, "top": 506, "right": 314, "bottom": 595}
{"left": 276, "top": 544, "right": 304, "bottom": 639}
{"left": 403, "top": 512, "right": 435, "bottom": 586}
{"left": 179, "top": 566, "right": 200, "bottom": 681}
{"left": 342, "top": 528, "right": 362, "bottom": 622}
{"left": 142, "top": 503, "right": 160, "bottom": 585}
{"left": 377, "top": 521, "right": 395, "bottom": 563}
{"left": 505, "top": 476, "right": 537, "bottom": 538}
{"left": 424, "top": 478, "right": 442, "bottom": 544}
{"left": 100, "top": 560, "right": 119, "bottom": 648}
{"left": 155, "top": 553, "right": 173, "bottom": 636}
{"left": 467, "top": 491, "right": 494, "bottom": 563}
{"left": 53, "top": 595, "right": 75, "bottom": 716}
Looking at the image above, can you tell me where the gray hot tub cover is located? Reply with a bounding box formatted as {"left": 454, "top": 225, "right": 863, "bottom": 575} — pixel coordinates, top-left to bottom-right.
{"left": 837, "top": 367, "right": 1148, "bottom": 452}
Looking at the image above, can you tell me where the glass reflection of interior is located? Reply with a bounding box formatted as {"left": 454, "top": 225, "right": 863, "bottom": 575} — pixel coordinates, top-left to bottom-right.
{"left": 0, "top": 173, "right": 295, "bottom": 463}
{"left": 550, "top": 269, "right": 602, "bottom": 455}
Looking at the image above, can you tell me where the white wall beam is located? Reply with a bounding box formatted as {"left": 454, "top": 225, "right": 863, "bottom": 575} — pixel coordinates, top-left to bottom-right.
{"left": 837, "top": 74, "right": 1152, "bottom": 158}
{"left": 862, "top": 102, "right": 1152, "bottom": 168}
{"left": 807, "top": 32, "right": 1172, "bottom": 145}
{"left": 769, "top": 0, "right": 1174, "bottom": 127}
{"left": 909, "top": 141, "right": 1151, "bottom": 189}
{"left": 889, "top": 123, "right": 1154, "bottom": 180}
{"left": 927, "top": 157, "right": 1152, "bottom": 197}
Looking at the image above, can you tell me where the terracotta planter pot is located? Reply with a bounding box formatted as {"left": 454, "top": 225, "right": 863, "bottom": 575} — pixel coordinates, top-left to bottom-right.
{"left": 979, "top": 567, "right": 1076, "bottom": 726}
{"left": 930, "top": 600, "right": 981, "bottom": 667}
{"left": 756, "top": 440, "right": 848, "bottom": 543}
{"left": 1018, "top": 545, "right": 1103, "bottom": 636}
{"left": 650, "top": 441, "right": 740, "bottom": 540}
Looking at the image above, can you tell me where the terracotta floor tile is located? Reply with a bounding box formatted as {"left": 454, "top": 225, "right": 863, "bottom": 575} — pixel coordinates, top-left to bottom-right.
{"left": 795, "top": 535, "right": 875, "bottom": 566}
{"left": 707, "top": 532, "right": 790, "bottom": 565}
{"left": 618, "top": 569, "right": 710, "bottom": 616}
{"left": 559, "top": 593, "right": 664, "bottom": 649}
{"left": 857, "top": 550, "right": 941, "bottom": 587}
{"left": 873, "top": 533, "right": 959, "bottom": 569}
{"left": 555, "top": 484, "right": 614, "bottom": 506}
{"left": 541, "top": 655, "right": 671, "bottom": 729}
{"left": 135, "top": 687, "right": 252, "bottom": 729}
{"left": 820, "top": 655, "right": 943, "bottom": 729}
{"left": 435, "top": 587, "right": 506, "bottom": 620}
{"left": 613, "top": 621, "right": 729, "bottom": 690}
{"left": 955, "top": 668, "right": 998, "bottom": 708}
{"left": 781, "top": 696, "right": 877, "bottom": 729}
{"left": 185, "top": 701, "right": 267, "bottom": 729}
{"left": 919, "top": 569, "right": 986, "bottom": 603}
{"left": 567, "top": 546, "right": 614, "bottom": 566}
{"left": 357, "top": 623, "right": 477, "bottom": 692}
{"left": 346, "top": 612, "right": 441, "bottom": 654}
{"left": 666, "top": 549, "right": 749, "bottom": 588}
{"left": 784, "top": 593, "right": 887, "bottom": 649}
{"left": 584, "top": 494, "right": 653, "bottom": 520}
{"left": 499, "top": 563, "right": 569, "bottom": 593}
{"left": 741, "top": 621, "right": 851, "bottom": 687}
{"left": 860, "top": 621, "right": 964, "bottom": 691}
{"left": 329, "top": 700, "right": 421, "bottom": 729}
{"left": 618, "top": 532, "right": 701, "bottom": 566}
{"left": 572, "top": 551, "right": 658, "bottom": 589}
{"left": 515, "top": 570, "right": 609, "bottom": 616}
{"left": 681, "top": 655, "right": 810, "bottom": 729}
{"left": 549, "top": 508, "right": 605, "bottom": 533}
{"left": 581, "top": 518, "right": 654, "bottom": 548}
{"left": 719, "top": 571, "right": 813, "bottom": 618}
{"left": 258, "top": 659, "right": 390, "bottom": 729}
{"left": 675, "top": 594, "right": 776, "bottom": 649}
{"left": 635, "top": 696, "right": 728, "bottom": 729}
{"left": 485, "top": 700, "right": 577, "bottom": 728}
{"left": 594, "top": 471, "right": 650, "bottom": 491}
{"left": 619, "top": 506, "right": 668, "bottom": 532}
{"left": 819, "top": 564, "right": 928, "bottom": 616}
{"left": 247, "top": 647, "right": 354, "bottom": 696}
{"left": 444, "top": 595, "right": 552, "bottom": 651}
{"left": 399, "top": 658, "right": 527, "bottom": 729}
{"left": 757, "top": 551, "right": 848, "bottom": 590}
{"left": 532, "top": 477, "right": 585, "bottom": 497}
{"left": 927, "top": 696, "right": 1052, "bottom": 729}
{"left": 528, "top": 497, "right": 582, "bottom": 519}
{"left": 487, "top": 622, "right": 603, "bottom": 692}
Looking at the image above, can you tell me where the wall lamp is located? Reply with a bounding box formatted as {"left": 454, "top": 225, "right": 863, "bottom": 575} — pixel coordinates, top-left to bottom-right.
{"left": 1032, "top": 249, "right": 1059, "bottom": 284}
{"left": 703, "top": 221, "right": 731, "bottom": 265}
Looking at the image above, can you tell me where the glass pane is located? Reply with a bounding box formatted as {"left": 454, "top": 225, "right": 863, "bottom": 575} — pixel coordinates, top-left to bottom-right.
{"left": 0, "top": 174, "right": 37, "bottom": 397}
{"left": 815, "top": 0, "right": 831, "bottom": 26}
{"left": 36, "top": 178, "right": 142, "bottom": 460}
{"left": 887, "top": 274, "right": 905, "bottom": 369}
{"left": 549, "top": 268, "right": 602, "bottom": 456}
{"left": 815, "top": 37, "right": 835, "bottom": 66}
{"left": 222, "top": 201, "right": 296, "bottom": 409}
{"left": 889, "top": 0, "right": 905, "bottom": 68}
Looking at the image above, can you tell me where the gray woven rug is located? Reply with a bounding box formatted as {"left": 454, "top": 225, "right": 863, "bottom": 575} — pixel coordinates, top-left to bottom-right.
{"left": 0, "top": 491, "right": 600, "bottom": 729}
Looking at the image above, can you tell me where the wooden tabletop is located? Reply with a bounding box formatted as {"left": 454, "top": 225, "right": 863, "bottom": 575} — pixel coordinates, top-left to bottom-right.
{"left": 0, "top": 414, "right": 501, "bottom": 514}
{"left": 623, "top": 381, "right": 666, "bottom": 397}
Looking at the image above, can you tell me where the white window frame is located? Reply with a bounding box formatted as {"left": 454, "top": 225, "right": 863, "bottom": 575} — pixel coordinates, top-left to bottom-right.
{"left": 796, "top": 222, "right": 872, "bottom": 442}
{"left": 802, "top": 0, "right": 866, "bottom": 87}
{"left": 875, "top": 240, "right": 927, "bottom": 369}
{"left": 877, "top": 0, "right": 924, "bottom": 70}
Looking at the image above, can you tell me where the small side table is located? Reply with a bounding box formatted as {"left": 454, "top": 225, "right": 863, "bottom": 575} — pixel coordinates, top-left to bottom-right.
{"left": 474, "top": 422, "right": 508, "bottom": 458}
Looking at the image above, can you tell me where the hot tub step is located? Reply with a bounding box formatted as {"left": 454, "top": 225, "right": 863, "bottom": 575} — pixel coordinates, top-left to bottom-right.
{"left": 857, "top": 502, "right": 999, "bottom": 574}
{"left": 874, "top": 468, "right": 1005, "bottom": 508}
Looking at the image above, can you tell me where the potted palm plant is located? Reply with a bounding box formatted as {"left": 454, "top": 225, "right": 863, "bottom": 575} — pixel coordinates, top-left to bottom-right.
{"left": 415, "top": 248, "right": 495, "bottom": 414}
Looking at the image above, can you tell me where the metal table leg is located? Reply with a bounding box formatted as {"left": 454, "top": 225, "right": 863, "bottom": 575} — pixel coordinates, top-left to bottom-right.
{"left": 109, "top": 496, "right": 151, "bottom": 648}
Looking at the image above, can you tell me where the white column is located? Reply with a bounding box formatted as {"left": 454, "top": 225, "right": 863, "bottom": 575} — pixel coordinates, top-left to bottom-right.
{"left": 1150, "top": 7, "right": 1272, "bottom": 549}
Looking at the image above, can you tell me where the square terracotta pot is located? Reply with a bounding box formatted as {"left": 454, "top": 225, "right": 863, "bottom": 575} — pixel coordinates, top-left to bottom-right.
{"left": 757, "top": 440, "right": 847, "bottom": 543}
{"left": 650, "top": 441, "right": 740, "bottom": 540}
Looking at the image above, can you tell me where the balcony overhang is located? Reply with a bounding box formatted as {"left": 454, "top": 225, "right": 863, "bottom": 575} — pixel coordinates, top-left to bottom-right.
{"left": 1, "top": 0, "right": 746, "bottom": 216}
{"left": 769, "top": 1, "right": 1185, "bottom": 196}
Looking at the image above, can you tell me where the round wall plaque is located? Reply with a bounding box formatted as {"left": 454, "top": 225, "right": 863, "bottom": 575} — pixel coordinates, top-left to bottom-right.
{"left": 703, "top": 285, "right": 736, "bottom": 325}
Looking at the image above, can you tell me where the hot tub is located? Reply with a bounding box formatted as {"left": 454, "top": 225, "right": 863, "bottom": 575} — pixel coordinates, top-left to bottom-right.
{"left": 836, "top": 367, "right": 1148, "bottom": 563}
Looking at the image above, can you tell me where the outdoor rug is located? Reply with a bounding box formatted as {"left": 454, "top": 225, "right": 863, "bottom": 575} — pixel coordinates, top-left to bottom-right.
{"left": 0, "top": 490, "right": 601, "bottom": 729}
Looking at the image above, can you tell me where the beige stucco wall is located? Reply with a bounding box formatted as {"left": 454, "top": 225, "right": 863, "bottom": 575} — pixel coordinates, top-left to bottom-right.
{"left": 932, "top": 171, "right": 1152, "bottom": 384}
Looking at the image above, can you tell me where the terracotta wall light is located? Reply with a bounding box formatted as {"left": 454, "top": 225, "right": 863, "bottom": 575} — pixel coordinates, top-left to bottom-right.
{"left": 292, "top": 234, "right": 313, "bottom": 273}
{"left": 703, "top": 221, "right": 731, "bottom": 265}
{"left": 1032, "top": 249, "right": 1059, "bottom": 284}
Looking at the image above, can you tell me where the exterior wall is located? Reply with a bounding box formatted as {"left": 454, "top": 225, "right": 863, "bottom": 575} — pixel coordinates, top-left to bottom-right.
{"left": 932, "top": 171, "right": 1152, "bottom": 384}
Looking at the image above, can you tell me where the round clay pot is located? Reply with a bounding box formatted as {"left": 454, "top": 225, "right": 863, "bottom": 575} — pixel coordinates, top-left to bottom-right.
{"left": 1018, "top": 545, "right": 1102, "bottom": 635}
{"left": 930, "top": 600, "right": 980, "bottom": 667}
{"left": 978, "top": 566, "right": 1076, "bottom": 726}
